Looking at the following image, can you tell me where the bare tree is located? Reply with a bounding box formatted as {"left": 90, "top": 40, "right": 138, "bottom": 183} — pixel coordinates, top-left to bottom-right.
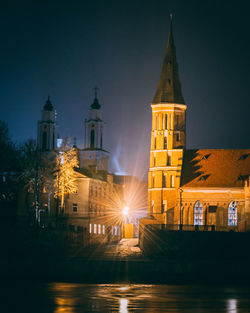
{"left": 54, "top": 141, "right": 79, "bottom": 213}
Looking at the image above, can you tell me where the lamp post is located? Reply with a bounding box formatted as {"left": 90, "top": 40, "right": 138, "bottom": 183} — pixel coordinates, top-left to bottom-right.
{"left": 179, "top": 188, "right": 183, "bottom": 230}
{"left": 122, "top": 206, "right": 130, "bottom": 238}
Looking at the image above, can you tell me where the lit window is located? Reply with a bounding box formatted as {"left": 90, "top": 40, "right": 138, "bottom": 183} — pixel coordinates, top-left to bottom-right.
{"left": 94, "top": 224, "right": 97, "bottom": 234}
{"left": 72, "top": 203, "right": 77, "bottom": 212}
{"left": 102, "top": 225, "right": 105, "bottom": 234}
{"left": 170, "top": 175, "right": 175, "bottom": 188}
{"left": 165, "top": 114, "right": 168, "bottom": 129}
{"left": 164, "top": 136, "right": 167, "bottom": 149}
{"left": 115, "top": 226, "right": 118, "bottom": 236}
{"left": 118, "top": 227, "right": 120, "bottom": 236}
{"left": 89, "top": 224, "right": 92, "bottom": 233}
{"left": 167, "top": 152, "right": 171, "bottom": 166}
{"left": 98, "top": 224, "right": 101, "bottom": 234}
{"left": 228, "top": 201, "right": 237, "bottom": 226}
{"left": 162, "top": 174, "right": 167, "bottom": 188}
{"left": 111, "top": 226, "right": 114, "bottom": 235}
{"left": 194, "top": 201, "right": 203, "bottom": 225}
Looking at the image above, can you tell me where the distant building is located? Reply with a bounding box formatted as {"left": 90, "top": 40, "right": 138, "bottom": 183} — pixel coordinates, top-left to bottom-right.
{"left": 142, "top": 18, "right": 250, "bottom": 232}
{"left": 37, "top": 97, "right": 57, "bottom": 151}
{"left": 79, "top": 92, "right": 109, "bottom": 171}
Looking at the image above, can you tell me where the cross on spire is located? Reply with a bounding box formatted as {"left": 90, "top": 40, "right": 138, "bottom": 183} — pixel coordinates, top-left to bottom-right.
{"left": 94, "top": 86, "right": 99, "bottom": 99}
{"left": 91, "top": 86, "right": 101, "bottom": 109}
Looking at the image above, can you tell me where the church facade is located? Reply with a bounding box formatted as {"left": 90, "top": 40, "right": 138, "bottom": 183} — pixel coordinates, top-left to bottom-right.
{"left": 145, "top": 19, "right": 250, "bottom": 231}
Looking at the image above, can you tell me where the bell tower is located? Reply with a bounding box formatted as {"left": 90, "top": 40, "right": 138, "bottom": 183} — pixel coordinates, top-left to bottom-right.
{"left": 148, "top": 16, "right": 187, "bottom": 223}
{"left": 37, "top": 96, "right": 57, "bottom": 151}
{"left": 79, "top": 89, "right": 109, "bottom": 171}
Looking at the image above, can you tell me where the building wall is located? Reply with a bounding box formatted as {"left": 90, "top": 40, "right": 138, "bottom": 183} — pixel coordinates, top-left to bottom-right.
{"left": 175, "top": 188, "right": 246, "bottom": 229}
{"left": 64, "top": 172, "right": 123, "bottom": 244}
{"left": 148, "top": 103, "right": 187, "bottom": 222}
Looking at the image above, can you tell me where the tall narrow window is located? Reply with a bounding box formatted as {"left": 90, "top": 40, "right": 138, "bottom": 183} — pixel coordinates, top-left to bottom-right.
{"left": 228, "top": 201, "right": 237, "bottom": 226}
{"left": 152, "top": 175, "right": 155, "bottom": 188}
{"left": 100, "top": 131, "right": 103, "bottom": 149}
{"left": 154, "top": 137, "right": 157, "bottom": 149}
{"left": 170, "top": 175, "right": 175, "bottom": 188}
{"left": 194, "top": 201, "right": 203, "bottom": 225}
{"left": 42, "top": 132, "right": 47, "bottom": 150}
{"left": 165, "top": 114, "right": 168, "bottom": 129}
{"left": 164, "top": 136, "right": 167, "bottom": 149}
{"left": 94, "top": 224, "right": 97, "bottom": 234}
{"left": 98, "top": 224, "right": 101, "bottom": 234}
{"left": 89, "top": 224, "right": 92, "bottom": 233}
{"left": 102, "top": 225, "right": 105, "bottom": 234}
{"left": 176, "top": 115, "right": 179, "bottom": 129}
{"left": 90, "top": 129, "right": 95, "bottom": 148}
{"left": 162, "top": 174, "right": 167, "bottom": 188}
{"left": 167, "top": 152, "right": 171, "bottom": 166}
{"left": 176, "top": 132, "right": 180, "bottom": 142}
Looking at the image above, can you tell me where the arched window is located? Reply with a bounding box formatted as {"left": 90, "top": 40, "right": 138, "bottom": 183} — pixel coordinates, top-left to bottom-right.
{"left": 194, "top": 201, "right": 203, "bottom": 225}
{"left": 228, "top": 201, "right": 237, "bottom": 226}
{"left": 90, "top": 129, "right": 95, "bottom": 148}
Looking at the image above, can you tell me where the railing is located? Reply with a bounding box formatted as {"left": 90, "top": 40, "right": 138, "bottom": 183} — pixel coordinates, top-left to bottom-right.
{"left": 146, "top": 224, "right": 239, "bottom": 232}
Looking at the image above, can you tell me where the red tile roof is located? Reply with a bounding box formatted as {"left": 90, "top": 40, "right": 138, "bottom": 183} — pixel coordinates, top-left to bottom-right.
{"left": 181, "top": 149, "right": 250, "bottom": 188}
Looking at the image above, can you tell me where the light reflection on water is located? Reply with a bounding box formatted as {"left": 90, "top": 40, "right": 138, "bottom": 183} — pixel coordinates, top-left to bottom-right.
{"left": 48, "top": 283, "right": 250, "bottom": 313}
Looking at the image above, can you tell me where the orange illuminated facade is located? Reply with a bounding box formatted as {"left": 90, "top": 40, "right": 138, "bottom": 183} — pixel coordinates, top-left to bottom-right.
{"left": 144, "top": 18, "right": 250, "bottom": 231}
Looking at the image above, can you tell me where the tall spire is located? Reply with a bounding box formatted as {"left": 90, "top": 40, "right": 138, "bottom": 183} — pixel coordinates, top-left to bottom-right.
{"left": 43, "top": 96, "right": 54, "bottom": 111}
{"left": 152, "top": 15, "right": 185, "bottom": 104}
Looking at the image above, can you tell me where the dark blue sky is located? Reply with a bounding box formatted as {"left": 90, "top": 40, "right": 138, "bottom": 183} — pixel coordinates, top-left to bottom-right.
{"left": 1, "top": 0, "right": 250, "bottom": 179}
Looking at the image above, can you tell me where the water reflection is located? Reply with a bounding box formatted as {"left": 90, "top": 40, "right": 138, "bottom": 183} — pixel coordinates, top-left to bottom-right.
{"left": 120, "top": 298, "right": 128, "bottom": 313}
{"left": 227, "top": 299, "right": 237, "bottom": 313}
{"left": 48, "top": 283, "right": 250, "bottom": 313}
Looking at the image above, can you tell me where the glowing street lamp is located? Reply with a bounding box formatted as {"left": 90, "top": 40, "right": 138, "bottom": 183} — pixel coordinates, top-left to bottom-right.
{"left": 122, "top": 206, "right": 130, "bottom": 216}
{"left": 122, "top": 206, "right": 130, "bottom": 238}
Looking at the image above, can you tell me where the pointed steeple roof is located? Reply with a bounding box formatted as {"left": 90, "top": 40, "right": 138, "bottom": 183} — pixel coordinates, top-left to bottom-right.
{"left": 152, "top": 16, "right": 185, "bottom": 104}
{"left": 43, "top": 96, "right": 54, "bottom": 111}
{"left": 91, "top": 87, "right": 101, "bottom": 110}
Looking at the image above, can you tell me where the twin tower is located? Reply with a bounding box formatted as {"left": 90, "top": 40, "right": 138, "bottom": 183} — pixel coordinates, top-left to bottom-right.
{"left": 37, "top": 92, "right": 109, "bottom": 171}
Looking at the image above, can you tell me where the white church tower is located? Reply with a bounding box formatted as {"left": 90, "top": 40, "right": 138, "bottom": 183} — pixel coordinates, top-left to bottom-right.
{"left": 79, "top": 89, "right": 109, "bottom": 171}
{"left": 37, "top": 97, "right": 57, "bottom": 151}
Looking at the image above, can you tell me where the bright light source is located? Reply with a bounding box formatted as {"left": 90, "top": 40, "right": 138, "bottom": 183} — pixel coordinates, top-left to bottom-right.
{"left": 122, "top": 206, "right": 130, "bottom": 216}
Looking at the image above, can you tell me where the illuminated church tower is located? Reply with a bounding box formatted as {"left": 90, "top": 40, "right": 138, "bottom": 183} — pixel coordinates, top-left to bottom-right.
{"left": 148, "top": 17, "right": 187, "bottom": 223}
{"left": 79, "top": 89, "right": 109, "bottom": 171}
{"left": 37, "top": 97, "right": 57, "bottom": 151}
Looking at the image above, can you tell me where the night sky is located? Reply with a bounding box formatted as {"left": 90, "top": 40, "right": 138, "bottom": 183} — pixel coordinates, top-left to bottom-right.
{"left": 1, "top": 0, "right": 250, "bottom": 179}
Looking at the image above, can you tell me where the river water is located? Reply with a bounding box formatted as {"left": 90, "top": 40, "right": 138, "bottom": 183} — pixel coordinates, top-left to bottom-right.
{"left": 2, "top": 282, "right": 250, "bottom": 312}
